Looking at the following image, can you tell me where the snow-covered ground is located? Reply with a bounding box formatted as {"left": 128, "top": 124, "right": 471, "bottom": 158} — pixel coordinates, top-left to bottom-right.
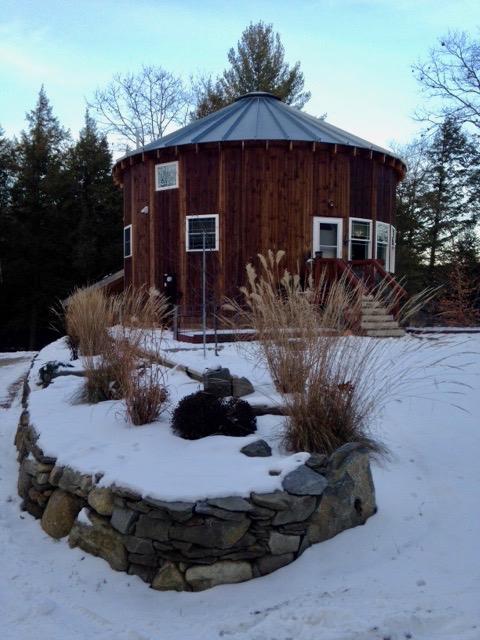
{"left": 1, "top": 335, "right": 479, "bottom": 640}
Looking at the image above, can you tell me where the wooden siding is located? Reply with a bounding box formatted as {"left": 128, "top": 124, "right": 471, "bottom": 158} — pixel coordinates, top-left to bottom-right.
{"left": 121, "top": 142, "right": 400, "bottom": 310}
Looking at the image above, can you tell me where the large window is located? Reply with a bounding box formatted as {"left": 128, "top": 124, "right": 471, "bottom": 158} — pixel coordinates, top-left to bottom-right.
{"left": 186, "top": 215, "right": 219, "bottom": 252}
{"left": 155, "top": 161, "right": 178, "bottom": 191}
{"left": 375, "top": 221, "right": 390, "bottom": 266}
{"left": 313, "top": 217, "right": 343, "bottom": 258}
{"left": 349, "top": 218, "right": 372, "bottom": 260}
{"left": 124, "top": 225, "right": 132, "bottom": 258}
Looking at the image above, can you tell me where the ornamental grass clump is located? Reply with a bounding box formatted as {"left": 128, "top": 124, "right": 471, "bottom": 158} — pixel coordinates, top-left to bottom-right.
{"left": 63, "top": 286, "right": 114, "bottom": 357}
{"left": 225, "top": 251, "right": 385, "bottom": 456}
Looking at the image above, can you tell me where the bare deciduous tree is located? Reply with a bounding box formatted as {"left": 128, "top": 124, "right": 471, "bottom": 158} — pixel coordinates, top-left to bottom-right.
{"left": 89, "top": 65, "right": 190, "bottom": 149}
{"left": 413, "top": 30, "right": 480, "bottom": 129}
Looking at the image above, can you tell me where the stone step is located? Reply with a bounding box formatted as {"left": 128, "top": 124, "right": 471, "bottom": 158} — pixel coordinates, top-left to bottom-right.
{"left": 365, "top": 328, "right": 406, "bottom": 337}
{"left": 360, "top": 306, "right": 390, "bottom": 315}
{"left": 361, "top": 321, "right": 399, "bottom": 330}
{"left": 361, "top": 312, "right": 394, "bottom": 321}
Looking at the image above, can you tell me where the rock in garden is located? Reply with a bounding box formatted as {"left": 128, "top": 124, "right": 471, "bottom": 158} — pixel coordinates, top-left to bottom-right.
{"left": 125, "top": 536, "right": 155, "bottom": 555}
{"left": 268, "top": 531, "right": 300, "bottom": 555}
{"left": 231, "top": 376, "right": 255, "bottom": 397}
{"left": 282, "top": 465, "right": 328, "bottom": 496}
{"left": 202, "top": 367, "right": 232, "bottom": 397}
{"left": 110, "top": 507, "right": 138, "bottom": 534}
{"left": 151, "top": 562, "right": 186, "bottom": 591}
{"left": 255, "top": 553, "right": 294, "bottom": 576}
{"left": 207, "top": 496, "right": 253, "bottom": 512}
{"left": 186, "top": 560, "right": 252, "bottom": 591}
{"left": 240, "top": 440, "right": 272, "bottom": 457}
{"left": 143, "top": 498, "right": 194, "bottom": 522}
{"left": 69, "top": 519, "right": 127, "bottom": 571}
{"left": 305, "top": 453, "right": 329, "bottom": 471}
{"left": 87, "top": 487, "right": 114, "bottom": 516}
{"left": 170, "top": 517, "right": 250, "bottom": 550}
{"left": 135, "top": 515, "right": 170, "bottom": 542}
{"left": 41, "top": 489, "right": 83, "bottom": 539}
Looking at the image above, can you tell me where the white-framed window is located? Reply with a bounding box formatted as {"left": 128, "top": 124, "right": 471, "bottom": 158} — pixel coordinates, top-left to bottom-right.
{"left": 155, "top": 161, "right": 178, "bottom": 191}
{"left": 375, "top": 221, "right": 390, "bottom": 267}
{"left": 389, "top": 226, "right": 396, "bottom": 273}
{"left": 349, "top": 218, "right": 372, "bottom": 260}
{"left": 186, "top": 214, "right": 219, "bottom": 252}
{"left": 124, "top": 225, "right": 132, "bottom": 258}
{"left": 312, "top": 217, "right": 343, "bottom": 258}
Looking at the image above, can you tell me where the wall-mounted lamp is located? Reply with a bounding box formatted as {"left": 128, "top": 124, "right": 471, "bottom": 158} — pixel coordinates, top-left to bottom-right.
{"left": 140, "top": 206, "right": 149, "bottom": 215}
{"left": 328, "top": 200, "right": 335, "bottom": 208}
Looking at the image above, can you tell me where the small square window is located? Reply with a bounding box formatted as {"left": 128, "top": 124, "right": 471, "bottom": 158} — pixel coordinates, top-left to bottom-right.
{"left": 186, "top": 215, "right": 219, "bottom": 252}
{"left": 124, "top": 225, "right": 132, "bottom": 258}
{"left": 155, "top": 161, "right": 178, "bottom": 191}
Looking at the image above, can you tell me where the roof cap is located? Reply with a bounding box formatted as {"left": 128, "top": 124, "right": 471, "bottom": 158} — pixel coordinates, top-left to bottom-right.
{"left": 234, "top": 91, "right": 281, "bottom": 101}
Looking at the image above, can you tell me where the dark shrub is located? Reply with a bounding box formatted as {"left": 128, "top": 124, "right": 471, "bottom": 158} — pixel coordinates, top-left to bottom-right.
{"left": 171, "top": 391, "right": 257, "bottom": 440}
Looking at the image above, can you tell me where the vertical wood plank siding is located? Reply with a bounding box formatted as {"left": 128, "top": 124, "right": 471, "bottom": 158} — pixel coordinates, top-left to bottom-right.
{"left": 121, "top": 142, "right": 400, "bottom": 311}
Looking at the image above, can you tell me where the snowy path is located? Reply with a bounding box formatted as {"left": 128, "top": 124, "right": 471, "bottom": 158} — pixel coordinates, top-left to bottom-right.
{"left": 0, "top": 340, "right": 479, "bottom": 640}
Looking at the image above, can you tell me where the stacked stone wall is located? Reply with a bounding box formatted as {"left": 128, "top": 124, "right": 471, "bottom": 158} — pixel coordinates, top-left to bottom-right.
{"left": 14, "top": 397, "right": 376, "bottom": 591}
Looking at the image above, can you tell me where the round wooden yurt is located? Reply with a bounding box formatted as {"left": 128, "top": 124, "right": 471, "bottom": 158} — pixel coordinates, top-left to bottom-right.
{"left": 113, "top": 91, "right": 406, "bottom": 316}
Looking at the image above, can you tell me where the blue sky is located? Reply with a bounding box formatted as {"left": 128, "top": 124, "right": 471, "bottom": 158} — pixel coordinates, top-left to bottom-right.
{"left": 1, "top": 0, "right": 479, "bottom": 150}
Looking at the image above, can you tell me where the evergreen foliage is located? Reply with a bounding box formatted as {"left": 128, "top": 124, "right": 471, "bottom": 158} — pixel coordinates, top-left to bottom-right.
{"left": 192, "top": 21, "right": 310, "bottom": 119}
{"left": 171, "top": 392, "right": 257, "bottom": 440}
{"left": 0, "top": 89, "right": 122, "bottom": 350}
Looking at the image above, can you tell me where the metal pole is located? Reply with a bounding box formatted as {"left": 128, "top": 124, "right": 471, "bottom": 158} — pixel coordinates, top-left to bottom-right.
{"left": 202, "top": 229, "right": 206, "bottom": 359}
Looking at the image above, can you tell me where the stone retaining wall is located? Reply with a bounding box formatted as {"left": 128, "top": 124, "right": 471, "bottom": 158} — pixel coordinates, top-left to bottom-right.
{"left": 14, "top": 402, "right": 377, "bottom": 591}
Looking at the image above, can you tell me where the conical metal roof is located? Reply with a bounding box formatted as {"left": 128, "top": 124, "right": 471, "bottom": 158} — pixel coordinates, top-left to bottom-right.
{"left": 133, "top": 92, "right": 400, "bottom": 161}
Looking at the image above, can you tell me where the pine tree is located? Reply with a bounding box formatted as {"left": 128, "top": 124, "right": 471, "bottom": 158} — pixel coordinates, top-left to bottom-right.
{"left": 417, "top": 118, "right": 478, "bottom": 278}
{"left": 395, "top": 139, "right": 429, "bottom": 291}
{"left": 7, "top": 87, "right": 71, "bottom": 348}
{"left": 0, "top": 127, "right": 14, "bottom": 288}
{"left": 66, "top": 111, "right": 122, "bottom": 284}
{"left": 192, "top": 21, "right": 310, "bottom": 118}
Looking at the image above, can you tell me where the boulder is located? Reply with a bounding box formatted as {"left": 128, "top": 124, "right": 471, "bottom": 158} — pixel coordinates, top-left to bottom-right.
{"left": 69, "top": 519, "right": 127, "bottom": 571}
{"left": 170, "top": 517, "right": 250, "bottom": 549}
{"left": 195, "top": 502, "right": 248, "bottom": 522}
{"left": 251, "top": 491, "right": 316, "bottom": 525}
{"left": 110, "top": 507, "right": 138, "bottom": 534}
{"left": 125, "top": 536, "right": 155, "bottom": 555}
{"left": 186, "top": 560, "right": 252, "bottom": 591}
{"left": 202, "top": 367, "right": 232, "bottom": 397}
{"left": 255, "top": 553, "right": 294, "bottom": 576}
{"left": 268, "top": 531, "right": 300, "bottom": 555}
{"left": 151, "top": 562, "right": 186, "bottom": 591}
{"left": 207, "top": 496, "right": 253, "bottom": 512}
{"left": 282, "top": 465, "right": 328, "bottom": 496}
{"left": 41, "top": 489, "right": 83, "bottom": 539}
{"left": 143, "top": 498, "right": 194, "bottom": 522}
{"left": 135, "top": 515, "right": 170, "bottom": 542}
{"left": 240, "top": 440, "right": 272, "bottom": 457}
{"left": 231, "top": 376, "right": 255, "bottom": 397}
{"left": 87, "top": 487, "right": 114, "bottom": 516}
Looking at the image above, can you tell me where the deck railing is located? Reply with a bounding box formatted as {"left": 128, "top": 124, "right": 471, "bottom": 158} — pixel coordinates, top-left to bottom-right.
{"left": 313, "top": 258, "right": 408, "bottom": 318}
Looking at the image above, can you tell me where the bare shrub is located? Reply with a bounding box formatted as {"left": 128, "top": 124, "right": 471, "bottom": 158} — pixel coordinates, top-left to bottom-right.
{"left": 107, "top": 287, "right": 171, "bottom": 424}
{"left": 225, "top": 251, "right": 385, "bottom": 455}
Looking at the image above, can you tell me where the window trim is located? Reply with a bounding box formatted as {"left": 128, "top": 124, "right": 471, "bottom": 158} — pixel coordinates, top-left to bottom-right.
{"left": 389, "top": 225, "right": 396, "bottom": 273}
{"left": 186, "top": 214, "right": 219, "bottom": 252}
{"left": 312, "top": 216, "right": 343, "bottom": 259}
{"left": 348, "top": 217, "right": 372, "bottom": 260}
{"left": 124, "top": 224, "right": 132, "bottom": 258}
{"left": 375, "top": 221, "right": 390, "bottom": 268}
{"left": 155, "top": 161, "right": 179, "bottom": 191}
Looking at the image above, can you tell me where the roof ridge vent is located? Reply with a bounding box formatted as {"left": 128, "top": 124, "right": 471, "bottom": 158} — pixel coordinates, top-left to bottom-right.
{"left": 234, "top": 91, "right": 281, "bottom": 102}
